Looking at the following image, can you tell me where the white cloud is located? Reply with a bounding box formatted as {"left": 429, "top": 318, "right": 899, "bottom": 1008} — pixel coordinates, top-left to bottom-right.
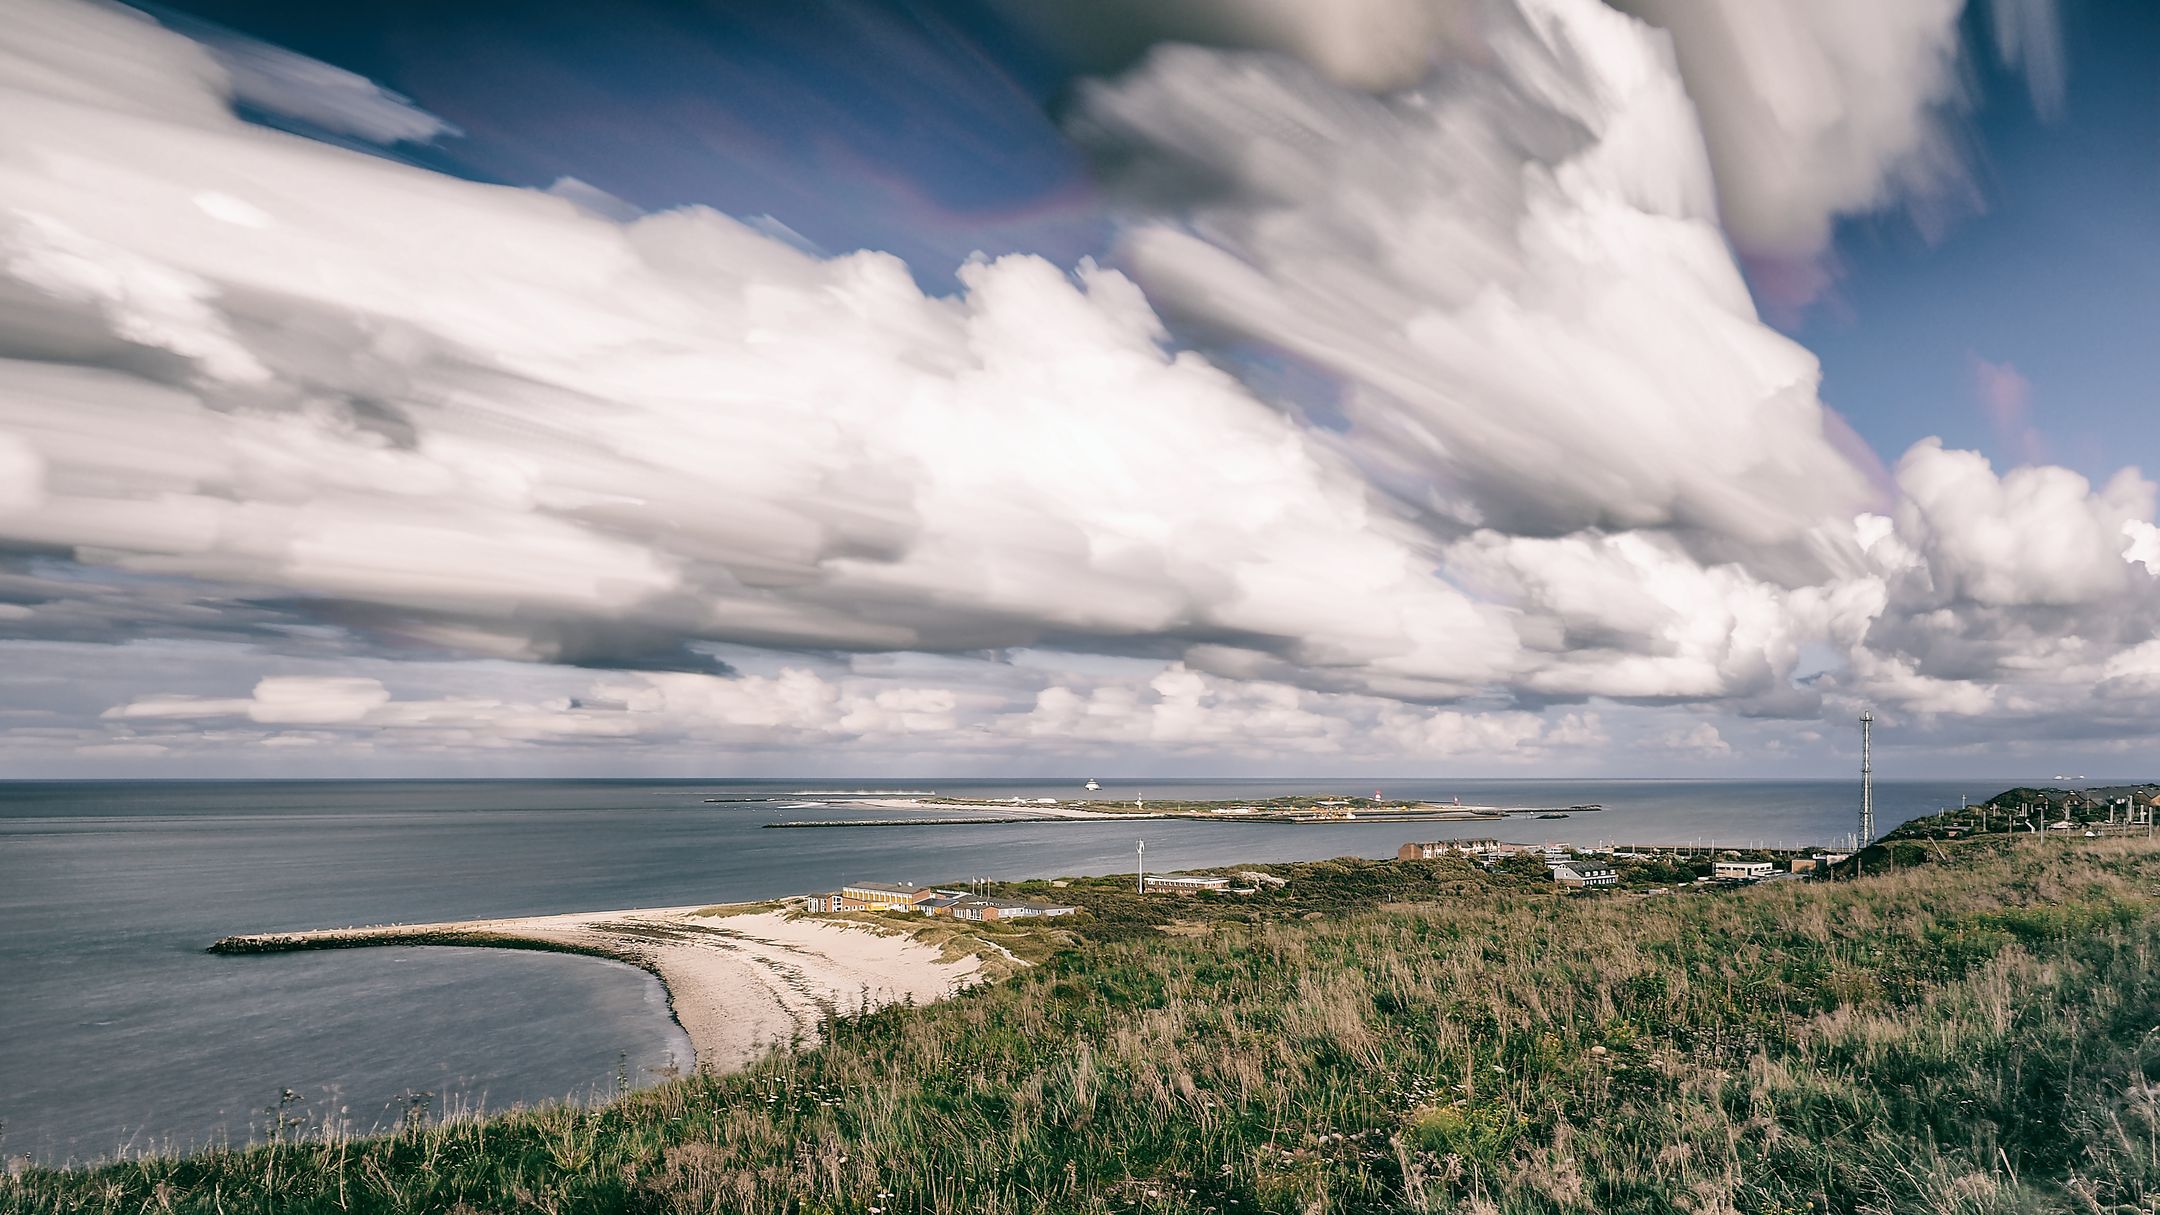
{"left": 105, "top": 675, "right": 390, "bottom": 724}
{"left": 991, "top": 0, "right": 1479, "bottom": 93}
{"left": 151, "top": 7, "right": 460, "bottom": 146}
{"left": 1443, "top": 529, "right": 1857, "bottom": 702}
{"left": 1613, "top": 0, "right": 1970, "bottom": 265}
{"left": 1883, "top": 440, "right": 2154, "bottom": 609}
{"left": 1660, "top": 721, "right": 1730, "bottom": 756}
{"left": 1071, "top": 0, "right": 1876, "bottom": 556}
{"left": 0, "top": 0, "right": 1516, "bottom": 697}
{"left": 85, "top": 652, "right": 1613, "bottom": 766}
{"left": 1612, "top": 0, "right": 2067, "bottom": 308}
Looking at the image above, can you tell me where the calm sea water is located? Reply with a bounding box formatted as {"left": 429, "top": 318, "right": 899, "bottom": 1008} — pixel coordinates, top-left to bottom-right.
{"left": 0, "top": 776, "right": 2035, "bottom": 1163}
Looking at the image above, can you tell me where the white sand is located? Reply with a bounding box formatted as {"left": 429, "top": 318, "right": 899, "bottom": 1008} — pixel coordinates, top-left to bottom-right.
{"left": 220, "top": 906, "right": 981, "bottom": 1072}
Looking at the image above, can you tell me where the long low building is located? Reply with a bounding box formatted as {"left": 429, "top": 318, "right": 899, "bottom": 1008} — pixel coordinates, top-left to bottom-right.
{"left": 947, "top": 897, "right": 1078, "bottom": 922}
{"left": 844, "top": 880, "right": 936, "bottom": 909}
{"left": 1142, "top": 873, "right": 1231, "bottom": 894}
{"left": 804, "top": 881, "right": 938, "bottom": 913}
{"left": 1398, "top": 838, "right": 1506, "bottom": 861}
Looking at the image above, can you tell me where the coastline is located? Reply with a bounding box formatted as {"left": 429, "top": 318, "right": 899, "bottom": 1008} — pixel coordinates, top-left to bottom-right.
{"left": 738, "top": 794, "right": 1592, "bottom": 827}
{"left": 209, "top": 903, "right": 982, "bottom": 1072}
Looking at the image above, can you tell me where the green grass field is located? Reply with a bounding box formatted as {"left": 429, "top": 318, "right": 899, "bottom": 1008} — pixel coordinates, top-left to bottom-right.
{"left": 11, "top": 838, "right": 2160, "bottom": 1213}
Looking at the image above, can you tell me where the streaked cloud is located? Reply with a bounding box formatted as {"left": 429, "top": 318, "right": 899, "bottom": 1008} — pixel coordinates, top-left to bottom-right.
{"left": 144, "top": 4, "right": 460, "bottom": 146}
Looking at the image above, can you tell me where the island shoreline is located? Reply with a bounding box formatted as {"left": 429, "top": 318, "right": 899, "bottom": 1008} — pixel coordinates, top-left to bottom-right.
{"left": 208, "top": 902, "right": 983, "bottom": 1074}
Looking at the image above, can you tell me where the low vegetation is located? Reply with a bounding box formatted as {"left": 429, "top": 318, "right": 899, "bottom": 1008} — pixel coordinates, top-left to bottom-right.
{"left": 13, "top": 838, "right": 2160, "bottom": 1213}
{"left": 800, "top": 907, "right": 1073, "bottom": 980}
{"left": 1885, "top": 784, "right": 2160, "bottom": 842}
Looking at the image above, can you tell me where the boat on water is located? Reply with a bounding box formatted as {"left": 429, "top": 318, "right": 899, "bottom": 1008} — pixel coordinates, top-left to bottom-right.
{"left": 1085, "top": 778, "right": 1100, "bottom": 791}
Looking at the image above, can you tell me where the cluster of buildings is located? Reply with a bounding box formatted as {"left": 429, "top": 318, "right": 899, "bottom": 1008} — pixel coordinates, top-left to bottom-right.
{"left": 802, "top": 880, "right": 1079, "bottom": 922}
{"left": 1399, "top": 838, "right": 1834, "bottom": 889}
{"left": 1398, "top": 838, "right": 1619, "bottom": 887}
{"left": 1398, "top": 838, "right": 1517, "bottom": 863}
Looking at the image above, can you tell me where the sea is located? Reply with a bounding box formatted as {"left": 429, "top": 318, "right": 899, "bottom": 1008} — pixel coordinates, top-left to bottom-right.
{"left": 0, "top": 776, "right": 2043, "bottom": 1164}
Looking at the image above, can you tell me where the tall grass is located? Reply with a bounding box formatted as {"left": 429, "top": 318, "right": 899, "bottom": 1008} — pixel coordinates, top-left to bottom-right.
{"left": 10, "top": 838, "right": 2160, "bottom": 1213}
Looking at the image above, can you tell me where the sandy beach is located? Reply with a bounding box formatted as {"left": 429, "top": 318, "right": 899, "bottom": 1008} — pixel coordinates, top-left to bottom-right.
{"left": 211, "top": 905, "right": 982, "bottom": 1072}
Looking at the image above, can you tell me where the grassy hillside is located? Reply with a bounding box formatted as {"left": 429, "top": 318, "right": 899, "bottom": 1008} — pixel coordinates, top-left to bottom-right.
{"left": 12, "top": 840, "right": 2160, "bottom": 1213}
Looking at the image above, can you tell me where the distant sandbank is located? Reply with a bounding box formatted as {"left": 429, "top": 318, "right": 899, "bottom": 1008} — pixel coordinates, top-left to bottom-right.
{"left": 729, "top": 794, "right": 1589, "bottom": 827}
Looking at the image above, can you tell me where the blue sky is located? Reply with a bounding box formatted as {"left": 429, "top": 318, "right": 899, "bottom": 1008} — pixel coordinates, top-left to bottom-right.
{"left": 1795, "top": 2, "right": 2160, "bottom": 481}
{"left": 146, "top": 0, "right": 1111, "bottom": 276}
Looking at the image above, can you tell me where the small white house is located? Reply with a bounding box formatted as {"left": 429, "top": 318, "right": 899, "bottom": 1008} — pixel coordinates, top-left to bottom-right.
{"left": 1713, "top": 860, "right": 1776, "bottom": 882}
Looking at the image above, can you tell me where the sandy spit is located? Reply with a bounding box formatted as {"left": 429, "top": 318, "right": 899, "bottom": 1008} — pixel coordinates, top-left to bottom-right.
{"left": 213, "top": 906, "right": 982, "bottom": 1072}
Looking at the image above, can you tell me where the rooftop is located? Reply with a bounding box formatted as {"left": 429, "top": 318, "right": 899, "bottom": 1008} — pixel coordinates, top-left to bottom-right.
{"left": 843, "top": 880, "right": 927, "bottom": 895}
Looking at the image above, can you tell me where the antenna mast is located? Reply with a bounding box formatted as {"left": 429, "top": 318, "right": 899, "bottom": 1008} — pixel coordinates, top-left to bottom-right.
{"left": 1859, "top": 710, "right": 1875, "bottom": 848}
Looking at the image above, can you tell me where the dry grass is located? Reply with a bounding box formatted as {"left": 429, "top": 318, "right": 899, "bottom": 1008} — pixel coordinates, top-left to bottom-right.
{"left": 12, "top": 838, "right": 2160, "bottom": 1214}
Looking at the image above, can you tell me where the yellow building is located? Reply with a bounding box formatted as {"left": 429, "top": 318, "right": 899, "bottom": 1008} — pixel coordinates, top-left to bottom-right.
{"left": 840, "top": 881, "right": 933, "bottom": 911}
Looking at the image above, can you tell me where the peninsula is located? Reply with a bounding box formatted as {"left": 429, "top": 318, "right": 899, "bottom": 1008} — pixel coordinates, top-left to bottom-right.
{"left": 207, "top": 905, "right": 988, "bottom": 1071}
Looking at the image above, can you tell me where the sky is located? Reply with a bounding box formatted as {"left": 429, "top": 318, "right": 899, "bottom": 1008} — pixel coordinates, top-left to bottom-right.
{"left": 0, "top": 0, "right": 2155, "bottom": 779}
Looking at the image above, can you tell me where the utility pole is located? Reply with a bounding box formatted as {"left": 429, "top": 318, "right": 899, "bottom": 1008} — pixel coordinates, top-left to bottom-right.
{"left": 1137, "top": 840, "right": 1145, "bottom": 894}
{"left": 1859, "top": 710, "right": 1875, "bottom": 849}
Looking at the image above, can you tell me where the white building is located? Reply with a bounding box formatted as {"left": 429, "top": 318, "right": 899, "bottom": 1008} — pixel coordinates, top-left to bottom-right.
{"left": 1551, "top": 864, "right": 1617, "bottom": 888}
{"left": 1713, "top": 860, "right": 1776, "bottom": 882}
{"left": 1142, "top": 874, "right": 1231, "bottom": 894}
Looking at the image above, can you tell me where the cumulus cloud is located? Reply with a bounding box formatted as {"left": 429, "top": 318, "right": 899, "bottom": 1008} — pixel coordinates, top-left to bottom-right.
{"left": 1613, "top": 0, "right": 1971, "bottom": 264}
{"left": 1039, "top": 0, "right": 2055, "bottom": 301}
{"left": 1822, "top": 445, "right": 2160, "bottom": 736}
{"left": 1070, "top": 2, "right": 1876, "bottom": 560}
{"left": 0, "top": 0, "right": 1521, "bottom": 700}
{"left": 1612, "top": 0, "right": 2066, "bottom": 308}
{"left": 1878, "top": 441, "right": 2153, "bottom": 609}
{"left": 1660, "top": 721, "right": 1730, "bottom": 756}
{"left": 1442, "top": 529, "right": 1870, "bottom": 706}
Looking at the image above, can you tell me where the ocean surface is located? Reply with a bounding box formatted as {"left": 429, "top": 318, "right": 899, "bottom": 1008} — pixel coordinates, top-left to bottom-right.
{"left": 0, "top": 776, "right": 2042, "bottom": 1164}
